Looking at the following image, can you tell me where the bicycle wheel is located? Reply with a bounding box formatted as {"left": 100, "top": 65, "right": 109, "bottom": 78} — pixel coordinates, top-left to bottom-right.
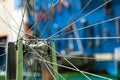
{"left": 0, "top": 0, "right": 120, "bottom": 80}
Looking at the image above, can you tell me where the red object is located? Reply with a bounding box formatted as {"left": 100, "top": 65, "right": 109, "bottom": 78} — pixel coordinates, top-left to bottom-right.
{"left": 62, "top": 0, "right": 69, "bottom": 8}
{"left": 38, "top": 9, "right": 47, "bottom": 22}
{"left": 25, "top": 23, "right": 31, "bottom": 39}
{"left": 58, "top": 3, "right": 62, "bottom": 13}
{"left": 58, "top": 0, "right": 69, "bottom": 13}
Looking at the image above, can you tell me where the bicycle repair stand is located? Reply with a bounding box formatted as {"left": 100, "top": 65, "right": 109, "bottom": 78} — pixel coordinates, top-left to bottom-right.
{"left": 6, "top": 40, "right": 58, "bottom": 80}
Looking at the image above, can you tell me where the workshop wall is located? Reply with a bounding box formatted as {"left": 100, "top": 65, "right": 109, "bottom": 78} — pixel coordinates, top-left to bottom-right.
{"left": 18, "top": 0, "right": 120, "bottom": 75}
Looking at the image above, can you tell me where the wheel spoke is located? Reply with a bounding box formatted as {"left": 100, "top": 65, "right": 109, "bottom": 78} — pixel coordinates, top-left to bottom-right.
{"left": 46, "top": 0, "right": 112, "bottom": 40}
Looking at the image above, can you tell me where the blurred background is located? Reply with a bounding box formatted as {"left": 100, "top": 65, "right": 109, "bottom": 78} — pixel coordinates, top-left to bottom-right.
{"left": 0, "top": 0, "right": 120, "bottom": 80}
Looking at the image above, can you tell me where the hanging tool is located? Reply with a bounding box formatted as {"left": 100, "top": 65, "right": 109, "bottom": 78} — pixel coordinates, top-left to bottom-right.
{"left": 88, "top": 26, "right": 94, "bottom": 49}
{"left": 96, "top": 35, "right": 100, "bottom": 47}
{"left": 103, "top": 28, "right": 109, "bottom": 40}
{"left": 37, "top": 7, "right": 47, "bottom": 22}
{"left": 80, "top": 18, "right": 94, "bottom": 49}
{"left": 66, "top": 19, "right": 84, "bottom": 53}
{"left": 95, "top": 24, "right": 101, "bottom": 47}
{"left": 65, "top": 20, "right": 74, "bottom": 52}
{"left": 49, "top": 2, "right": 55, "bottom": 19}
{"left": 80, "top": 18, "right": 87, "bottom": 48}
{"left": 72, "top": 23, "right": 84, "bottom": 54}
{"left": 104, "top": 0, "right": 112, "bottom": 16}
{"left": 57, "top": 0, "right": 69, "bottom": 13}
{"left": 115, "top": 18, "right": 120, "bottom": 43}
{"left": 35, "top": 0, "right": 47, "bottom": 23}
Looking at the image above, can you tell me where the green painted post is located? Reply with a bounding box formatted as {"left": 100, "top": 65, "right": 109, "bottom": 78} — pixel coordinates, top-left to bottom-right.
{"left": 50, "top": 43, "right": 59, "bottom": 79}
{"left": 16, "top": 40, "right": 23, "bottom": 80}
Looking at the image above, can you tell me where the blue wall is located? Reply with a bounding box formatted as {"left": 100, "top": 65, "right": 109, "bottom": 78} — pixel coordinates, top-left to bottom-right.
{"left": 25, "top": 0, "right": 120, "bottom": 75}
